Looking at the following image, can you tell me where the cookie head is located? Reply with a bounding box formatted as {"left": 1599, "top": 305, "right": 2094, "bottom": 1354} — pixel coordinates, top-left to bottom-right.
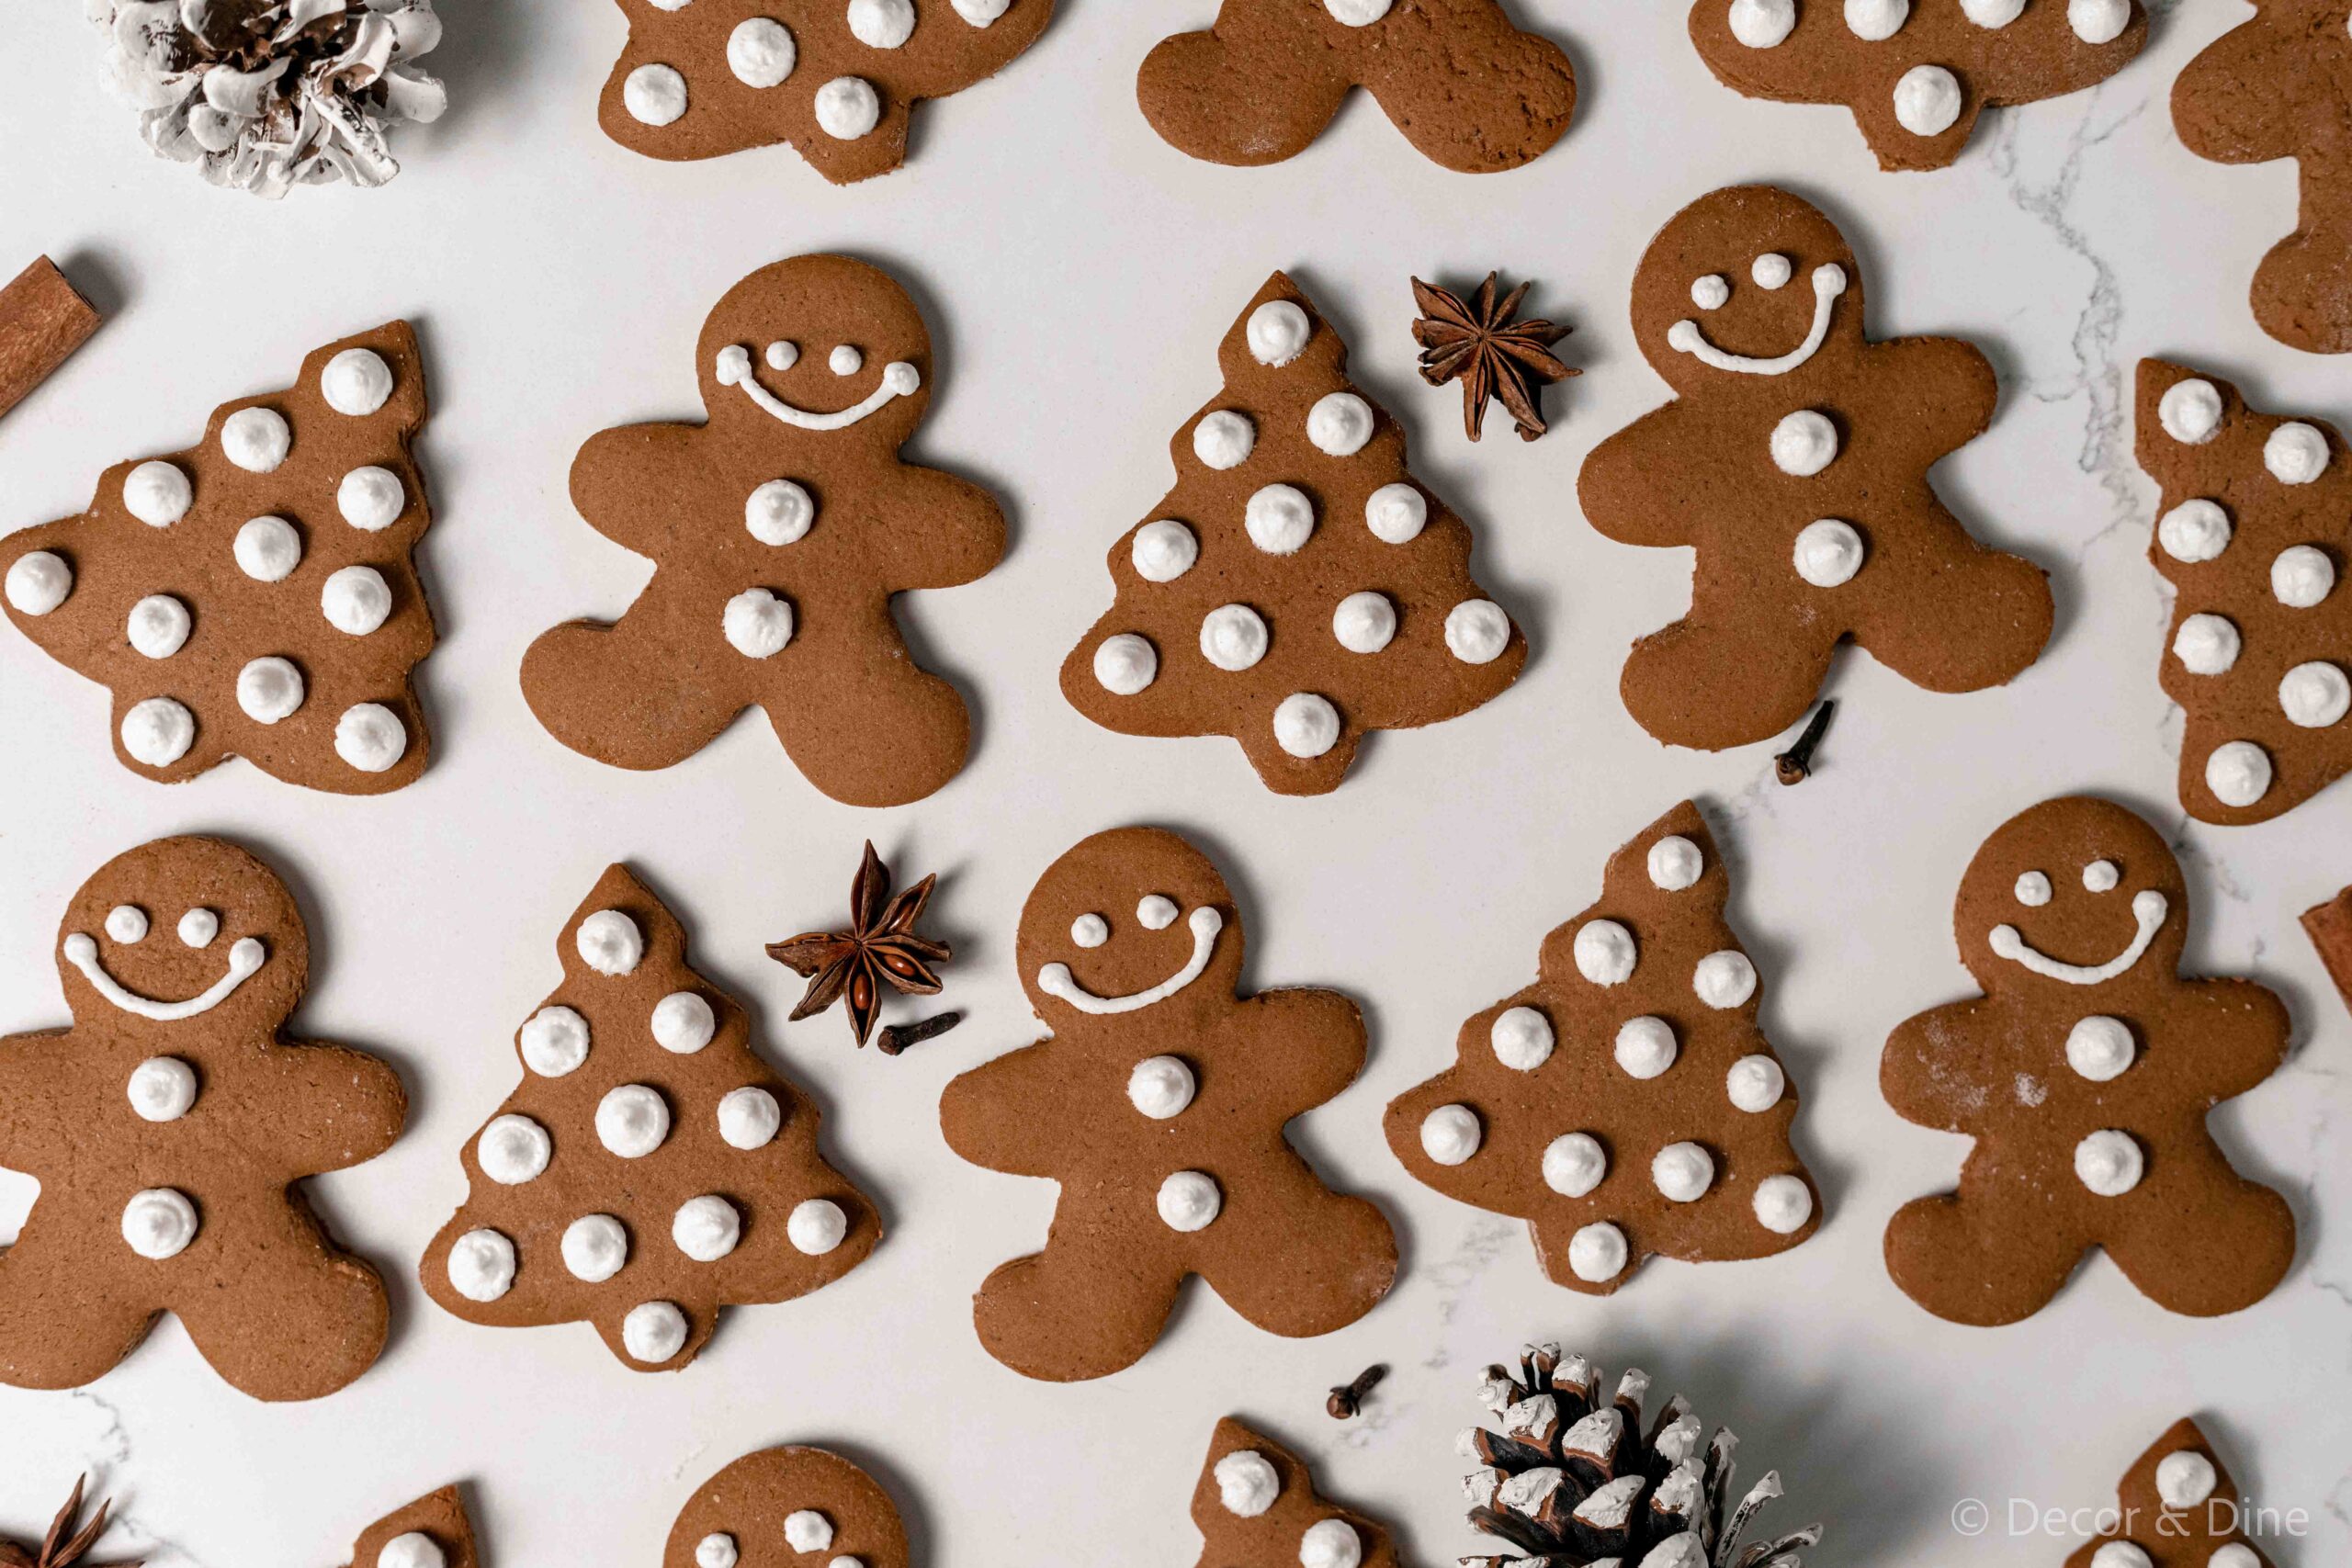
{"left": 696, "top": 255, "right": 930, "bottom": 449}
{"left": 1017, "top": 828, "right": 1241, "bottom": 1024}
{"left": 1957, "top": 797, "right": 2187, "bottom": 993}
{"left": 1633, "top": 186, "right": 1862, "bottom": 396}
{"left": 56, "top": 835, "right": 304, "bottom": 1032}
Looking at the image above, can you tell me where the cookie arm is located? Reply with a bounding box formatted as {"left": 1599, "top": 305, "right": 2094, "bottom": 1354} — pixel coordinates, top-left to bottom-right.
{"left": 939, "top": 1043, "right": 1070, "bottom": 1179}
{"left": 1577, "top": 404, "right": 1707, "bottom": 548}
{"left": 2171, "top": 19, "right": 2308, "bottom": 165}
{"left": 868, "top": 465, "right": 1007, "bottom": 591}
{"left": 567, "top": 423, "right": 712, "bottom": 558}
{"left": 1870, "top": 336, "right": 1996, "bottom": 456}
{"left": 0, "top": 1029, "right": 80, "bottom": 1176}
{"left": 249, "top": 1041, "right": 408, "bottom": 1174}
{"left": 1881, "top": 998, "right": 1990, "bottom": 1134}
{"left": 1233, "top": 987, "right": 1366, "bottom": 1118}
{"left": 2175, "top": 977, "right": 2291, "bottom": 1100}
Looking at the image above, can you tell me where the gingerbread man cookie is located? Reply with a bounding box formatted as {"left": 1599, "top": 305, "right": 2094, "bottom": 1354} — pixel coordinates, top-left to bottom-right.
{"left": 667, "top": 1447, "right": 906, "bottom": 1568}
{"left": 2134, "top": 359, "right": 2349, "bottom": 824}
{"left": 939, "top": 828, "right": 1397, "bottom": 1382}
{"left": 1883, "top": 796, "right": 2295, "bottom": 1325}
{"left": 1691, "top": 0, "right": 2146, "bottom": 173}
{"left": 2174, "top": 3, "right": 2352, "bottom": 355}
{"left": 423, "top": 863, "right": 876, "bottom": 1371}
{"left": 1189, "top": 1418, "right": 1400, "bottom": 1568}
{"left": 2066, "top": 1418, "right": 2273, "bottom": 1568}
{"left": 1579, "top": 185, "right": 2052, "bottom": 750}
{"left": 338, "top": 1489, "right": 482, "bottom": 1568}
{"left": 3, "top": 322, "right": 435, "bottom": 791}
{"left": 600, "top": 0, "right": 1054, "bottom": 185}
{"left": 1137, "top": 1, "right": 1576, "bottom": 173}
{"left": 523, "top": 255, "right": 1005, "bottom": 808}
{"left": 0, "top": 836, "right": 406, "bottom": 1400}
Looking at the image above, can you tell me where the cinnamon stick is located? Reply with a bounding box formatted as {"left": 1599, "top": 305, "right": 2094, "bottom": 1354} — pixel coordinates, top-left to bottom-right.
{"left": 0, "top": 257, "right": 101, "bottom": 423}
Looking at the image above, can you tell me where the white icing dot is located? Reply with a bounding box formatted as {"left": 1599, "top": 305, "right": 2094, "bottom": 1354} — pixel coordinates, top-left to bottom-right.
{"left": 127, "top": 594, "right": 191, "bottom": 659}
{"left": 479, "top": 1113, "right": 553, "bottom": 1185}
{"left": 234, "top": 515, "right": 301, "bottom": 581}
{"left": 1652, "top": 1142, "right": 1715, "bottom": 1201}
{"left": 1193, "top": 411, "right": 1255, "bottom": 470}
{"left": 322, "top": 565, "right": 392, "bottom": 635}
{"left": 1770, "top": 411, "right": 1840, "bottom": 476}
{"left": 520, "top": 1006, "right": 591, "bottom": 1076}
{"left": 446, "top": 1228, "right": 515, "bottom": 1302}
{"left": 2158, "top": 499, "right": 2232, "bottom": 563}
{"left": 235, "top": 656, "right": 304, "bottom": 724}
{"left": 2075, "top": 1129, "right": 2144, "bottom": 1195}
{"left": 1157, "top": 1170, "right": 1222, "bottom": 1232}
{"left": 1726, "top": 1055, "right": 1786, "bottom": 1111}
{"left": 951, "top": 0, "right": 1009, "bottom": 21}
{"left": 378, "top": 1533, "right": 443, "bottom": 1568}
{"left": 784, "top": 1513, "right": 835, "bottom": 1554}
{"left": 814, "top": 76, "right": 880, "bottom": 138}
{"left": 578, "top": 910, "right": 642, "bottom": 976}
{"left": 2155, "top": 1450, "right": 2218, "bottom": 1509}
{"left": 2083, "top": 859, "right": 2120, "bottom": 893}
{"left": 1491, "top": 1006, "right": 1555, "bottom": 1070}
{"left": 1128, "top": 1055, "right": 1196, "bottom": 1119}
{"left": 1199, "top": 604, "right": 1269, "bottom": 671}
{"left": 2090, "top": 1543, "right": 2154, "bottom": 1568}
{"left": 1728, "top": 0, "right": 1795, "bottom": 49}
{"left": 2065, "top": 1015, "right": 2135, "bottom": 1082}
{"left": 334, "top": 703, "right": 407, "bottom": 773}
{"left": 2270, "top": 545, "right": 2335, "bottom": 608}
{"left": 1273, "top": 693, "right": 1340, "bottom": 759}
{"left": 829, "top": 344, "right": 864, "bottom": 376}
{"left": 597, "top": 1084, "right": 670, "bottom": 1157}
{"left": 2172, "top": 613, "right": 2240, "bottom": 675}
{"left": 1753, "top": 1174, "right": 1814, "bottom": 1234}
{"left": 2159, "top": 378, "right": 2223, "bottom": 445}
{"left": 1092, "top": 633, "right": 1158, "bottom": 695}
{"left": 652, "top": 991, "right": 717, "bottom": 1053}
{"left": 1299, "top": 1519, "right": 1363, "bottom": 1568}
{"left": 123, "top": 461, "right": 192, "bottom": 526}
{"left": 718, "top": 1086, "right": 783, "bottom": 1150}
{"left": 695, "top": 1536, "right": 739, "bottom": 1568}
{"left": 729, "top": 18, "right": 796, "bottom": 86}
{"left": 2282, "top": 662, "right": 2351, "bottom": 728}
{"left": 1574, "top": 919, "right": 1636, "bottom": 986}
{"left": 1893, "top": 64, "right": 1963, "bottom": 137}
{"left": 1566, "top": 1221, "right": 1627, "bottom": 1282}
{"left": 121, "top": 698, "right": 195, "bottom": 767}
{"left": 127, "top": 1056, "right": 198, "bottom": 1121}
{"left": 723, "top": 587, "right": 795, "bottom": 658}
{"left": 1248, "top": 300, "right": 1312, "bottom": 367}
{"left": 2015, "top": 871, "right": 2053, "bottom": 906}
{"left": 1323, "top": 0, "right": 1390, "bottom": 24}
{"left": 1961, "top": 0, "right": 2025, "bottom": 23}
{"left": 1543, "top": 1133, "right": 1607, "bottom": 1197}
{"left": 2068, "top": 0, "right": 2130, "bottom": 44}
{"left": 2265, "top": 422, "right": 2330, "bottom": 484}
{"left": 1444, "top": 599, "right": 1511, "bottom": 664}
{"left": 1614, "top": 1016, "right": 1678, "bottom": 1079}
{"left": 1306, "top": 392, "right": 1374, "bottom": 457}
{"left": 624, "top": 63, "right": 688, "bottom": 126}
{"left": 1245, "top": 484, "right": 1316, "bottom": 554}
{"left": 746, "top": 479, "right": 815, "bottom": 545}
{"left": 5, "top": 550, "right": 72, "bottom": 615}
{"left": 176, "top": 908, "right": 218, "bottom": 947}
{"left": 562, "top": 1213, "right": 629, "bottom": 1281}
{"left": 846, "top": 0, "right": 914, "bottom": 48}
{"left": 220, "top": 407, "right": 291, "bottom": 473}
{"left": 2207, "top": 1550, "right": 2257, "bottom": 1568}
{"left": 1696, "top": 951, "right": 1759, "bottom": 1010}
{"left": 1690, "top": 275, "right": 1730, "bottom": 310}
{"left": 337, "top": 466, "right": 406, "bottom": 531}
{"left": 322, "top": 349, "right": 395, "bottom": 416}
{"left": 2205, "top": 741, "right": 2272, "bottom": 807}
{"left": 1332, "top": 592, "right": 1396, "bottom": 654}
{"left": 1364, "top": 482, "right": 1426, "bottom": 543}
{"left": 1215, "top": 1450, "right": 1281, "bottom": 1517}
{"left": 106, "top": 905, "right": 148, "bottom": 942}
{"left": 1792, "top": 518, "right": 1866, "bottom": 587}
{"left": 1844, "top": 0, "right": 1907, "bottom": 40}
{"left": 1070, "top": 913, "right": 1108, "bottom": 947}
{"left": 1419, "top": 1104, "right": 1482, "bottom": 1165}
{"left": 787, "top": 1197, "right": 850, "bottom": 1253}
{"left": 1132, "top": 519, "right": 1197, "bottom": 581}
{"left": 1136, "top": 895, "right": 1179, "bottom": 930}
{"left": 622, "top": 1300, "right": 688, "bottom": 1363}
{"left": 1752, "top": 252, "right": 1796, "bottom": 288}
{"left": 1647, "top": 835, "right": 1704, "bottom": 890}
{"left": 673, "top": 1195, "right": 741, "bottom": 1262}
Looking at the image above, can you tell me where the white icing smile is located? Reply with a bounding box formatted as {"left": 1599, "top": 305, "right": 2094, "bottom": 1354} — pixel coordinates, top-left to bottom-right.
{"left": 64, "top": 932, "right": 266, "bottom": 1021}
{"left": 1988, "top": 890, "right": 2168, "bottom": 987}
{"left": 1667, "top": 264, "right": 1847, "bottom": 377}
{"left": 716, "top": 344, "right": 919, "bottom": 431}
{"left": 1037, "top": 907, "right": 1222, "bottom": 1015}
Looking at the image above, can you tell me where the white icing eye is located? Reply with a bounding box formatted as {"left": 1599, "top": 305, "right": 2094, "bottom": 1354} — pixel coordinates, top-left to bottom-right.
{"left": 829, "top": 344, "right": 864, "bottom": 375}
{"left": 2082, "top": 859, "right": 2120, "bottom": 893}
{"left": 1070, "top": 912, "right": 1109, "bottom": 947}
{"left": 1751, "top": 253, "right": 1794, "bottom": 288}
{"left": 177, "top": 908, "right": 219, "bottom": 947}
{"left": 105, "top": 905, "right": 150, "bottom": 943}
{"left": 2205, "top": 741, "right": 2272, "bottom": 807}
{"left": 765, "top": 339, "right": 799, "bottom": 370}
{"left": 2014, "top": 871, "right": 2052, "bottom": 907}
{"left": 1136, "top": 895, "right": 1179, "bottom": 931}
{"left": 1690, "top": 275, "right": 1730, "bottom": 310}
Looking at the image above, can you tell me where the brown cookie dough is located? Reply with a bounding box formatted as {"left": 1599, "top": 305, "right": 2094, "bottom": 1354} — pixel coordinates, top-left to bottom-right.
{"left": 0, "top": 836, "right": 406, "bottom": 1401}
{"left": 421, "top": 863, "right": 877, "bottom": 1371}
{"left": 1061, "top": 272, "right": 1524, "bottom": 795}
{"left": 666, "top": 1448, "right": 905, "bottom": 1568}
{"left": 599, "top": 0, "right": 1055, "bottom": 185}
{"left": 1690, "top": 0, "right": 2146, "bottom": 172}
{"left": 1189, "top": 1417, "right": 1400, "bottom": 1568}
{"left": 1384, "top": 801, "right": 1819, "bottom": 1296}
{"left": 1137, "top": 0, "right": 1576, "bottom": 173}
{"left": 1883, "top": 795, "right": 2295, "bottom": 1325}
{"left": 1579, "top": 185, "right": 2052, "bottom": 750}
{"left": 939, "top": 827, "right": 1397, "bottom": 1382}
{"left": 2301, "top": 882, "right": 2352, "bottom": 1017}
{"left": 2065, "top": 1418, "right": 2273, "bottom": 1568}
{"left": 2173, "top": 3, "right": 2352, "bottom": 355}
{"left": 2134, "top": 359, "right": 2349, "bottom": 824}
{"left": 523, "top": 254, "right": 1004, "bottom": 808}
{"left": 2, "top": 322, "right": 435, "bottom": 792}
{"left": 338, "top": 1489, "right": 481, "bottom": 1568}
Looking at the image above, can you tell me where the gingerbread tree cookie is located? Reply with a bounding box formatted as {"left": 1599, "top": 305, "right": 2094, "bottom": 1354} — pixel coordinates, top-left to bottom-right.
{"left": 2134, "top": 359, "right": 2349, "bottom": 824}
{"left": 2066, "top": 1418, "right": 2272, "bottom": 1568}
{"left": 523, "top": 254, "right": 1004, "bottom": 808}
{"left": 1690, "top": 0, "right": 2146, "bottom": 173}
{"left": 2, "top": 322, "right": 435, "bottom": 791}
{"left": 2174, "top": 3, "right": 2352, "bottom": 355}
{"left": 666, "top": 1447, "right": 907, "bottom": 1568}
{"left": 1579, "top": 185, "right": 2052, "bottom": 750}
{"left": 422, "top": 864, "right": 877, "bottom": 1371}
{"left": 1189, "top": 1418, "right": 1400, "bottom": 1568}
{"left": 1061, "top": 272, "right": 1525, "bottom": 795}
{"left": 940, "top": 827, "right": 1397, "bottom": 1382}
{"left": 1138, "top": 1, "right": 1576, "bottom": 173}
{"left": 338, "top": 1489, "right": 481, "bottom": 1568}
{"left": 1385, "top": 802, "right": 1819, "bottom": 1296}
{"left": 0, "top": 836, "right": 406, "bottom": 1400}
{"left": 599, "top": 0, "right": 1054, "bottom": 185}
{"left": 1883, "top": 795, "right": 2295, "bottom": 1325}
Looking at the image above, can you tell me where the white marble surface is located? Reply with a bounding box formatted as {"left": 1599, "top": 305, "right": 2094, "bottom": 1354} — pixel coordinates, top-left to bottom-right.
{"left": 0, "top": 2, "right": 2347, "bottom": 1564}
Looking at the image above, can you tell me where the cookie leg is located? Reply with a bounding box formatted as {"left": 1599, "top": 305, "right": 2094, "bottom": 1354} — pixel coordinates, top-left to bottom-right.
{"left": 1621, "top": 611, "right": 1835, "bottom": 751}
{"left": 520, "top": 607, "right": 739, "bottom": 771}
{"left": 763, "top": 604, "right": 972, "bottom": 807}
{"left": 1883, "top": 1189, "right": 2086, "bottom": 1326}
{"left": 1136, "top": 29, "right": 1351, "bottom": 168}
{"left": 0, "top": 1224, "right": 156, "bottom": 1390}
{"left": 2103, "top": 1161, "right": 2296, "bottom": 1317}
{"left": 173, "top": 1197, "right": 390, "bottom": 1401}
{"left": 972, "top": 1236, "right": 1182, "bottom": 1382}
{"left": 1199, "top": 1176, "right": 1396, "bottom": 1339}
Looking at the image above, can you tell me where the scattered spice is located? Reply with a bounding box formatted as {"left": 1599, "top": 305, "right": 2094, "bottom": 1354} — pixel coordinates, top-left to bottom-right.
{"left": 767, "top": 842, "right": 951, "bottom": 1049}
{"left": 1326, "top": 1362, "right": 1386, "bottom": 1419}
{"left": 3, "top": 1476, "right": 140, "bottom": 1568}
{"left": 1774, "top": 699, "right": 1837, "bottom": 785}
{"left": 876, "top": 1010, "right": 964, "bottom": 1056}
{"left": 1411, "top": 273, "right": 1577, "bottom": 443}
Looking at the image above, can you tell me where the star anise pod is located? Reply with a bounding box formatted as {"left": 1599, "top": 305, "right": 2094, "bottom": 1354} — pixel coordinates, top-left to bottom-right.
{"left": 1411, "top": 273, "right": 1578, "bottom": 443}
{"left": 766, "top": 842, "right": 950, "bottom": 1049}
{"left": 3, "top": 1476, "right": 141, "bottom": 1568}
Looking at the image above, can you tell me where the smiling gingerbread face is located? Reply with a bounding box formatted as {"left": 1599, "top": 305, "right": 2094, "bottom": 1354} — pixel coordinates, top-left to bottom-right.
{"left": 695, "top": 255, "right": 931, "bottom": 451}
{"left": 1015, "top": 829, "right": 1244, "bottom": 1023}
{"left": 1954, "top": 797, "right": 2188, "bottom": 993}
{"left": 56, "top": 836, "right": 304, "bottom": 1037}
{"left": 1630, "top": 185, "right": 1864, "bottom": 398}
